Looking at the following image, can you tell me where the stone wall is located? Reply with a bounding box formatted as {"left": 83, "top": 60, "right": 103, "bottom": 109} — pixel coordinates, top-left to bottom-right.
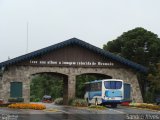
{"left": 0, "top": 76, "right": 2, "bottom": 99}
{"left": 0, "top": 65, "right": 143, "bottom": 103}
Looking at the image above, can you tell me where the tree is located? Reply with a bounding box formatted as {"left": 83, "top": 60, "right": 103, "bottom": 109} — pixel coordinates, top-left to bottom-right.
{"left": 103, "top": 27, "right": 160, "bottom": 102}
{"left": 76, "top": 75, "right": 97, "bottom": 98}
{"left": 30, "top": 74, "right": 63, "bottom": 102}
{"left": 103, "top": 27, "right": 160, "bottom": 66}
{"left": 30, "top": 73, "right": 110, "bottom": 101}
{"left": 146, "top": 63, "right": 160, "bottom": 102}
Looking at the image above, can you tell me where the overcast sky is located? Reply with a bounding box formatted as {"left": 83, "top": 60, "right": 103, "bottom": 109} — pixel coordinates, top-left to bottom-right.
{"left": 0, "top": 0, "right": 160, "bottom": 62}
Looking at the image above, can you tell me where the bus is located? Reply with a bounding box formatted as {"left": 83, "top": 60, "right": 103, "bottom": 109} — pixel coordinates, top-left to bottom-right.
{"left": 84, "top": 79, "right": 131, "bottom": 108}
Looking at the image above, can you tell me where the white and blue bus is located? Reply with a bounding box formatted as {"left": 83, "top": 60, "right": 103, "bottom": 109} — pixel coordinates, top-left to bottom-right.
{"left": 84, "top": 79, "right": 131, "bottom": 108}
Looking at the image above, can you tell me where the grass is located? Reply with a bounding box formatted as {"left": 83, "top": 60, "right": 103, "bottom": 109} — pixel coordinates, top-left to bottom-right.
{"left": 129, "top": 103, "right": 160, "bottom": 111}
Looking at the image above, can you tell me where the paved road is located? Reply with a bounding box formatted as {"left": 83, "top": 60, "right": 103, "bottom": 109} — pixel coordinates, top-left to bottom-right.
{"left": 0, "top": 103, "right": 160, "bottom": 120}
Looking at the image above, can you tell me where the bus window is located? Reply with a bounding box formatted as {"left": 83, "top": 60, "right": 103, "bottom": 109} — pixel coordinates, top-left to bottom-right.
{"left": 104, "top": 81, "right": 122, "bottom": 89}
{"left": 104, "top": 81, "right": 110, "bottom": 89}
{"left": 115, "top": 82, "right": 122, "bottom": 89}
{"left": 89, "top": 82, "right": 102, "bottom": 91}
{"left": 91, "top": 83, "right": 95, "bottom": 91}
{"left": 97, "top": 82, "right": 101, "bottom": 91}
{"left": 110, "top": 82, "right": 115, "bottom": 89}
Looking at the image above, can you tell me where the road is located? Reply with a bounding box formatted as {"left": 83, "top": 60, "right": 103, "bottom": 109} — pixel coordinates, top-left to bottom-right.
{"left": 0, "top": 103, "right": 160, "bottom": 120}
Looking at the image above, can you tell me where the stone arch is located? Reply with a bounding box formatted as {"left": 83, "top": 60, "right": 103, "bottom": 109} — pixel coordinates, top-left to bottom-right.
{"left": 24, "top": 67, "right": 76, "bottom": 104}
{"left": 76, "top": 72, "right": 112, "bottom": 79}
{"left": 74, "top": 68, "right": 120, "bottom": 79}
{"left": 29, "top": 71, "right": 69, "bottom": 104}
{"left": 26, "top": 67, "right": 70, "bottom": 77}
{"left": 30, "top": 72, "right": 68, "bottom": 77}
{"left": 0, "top": 66, "right": 143, "bottom": 103}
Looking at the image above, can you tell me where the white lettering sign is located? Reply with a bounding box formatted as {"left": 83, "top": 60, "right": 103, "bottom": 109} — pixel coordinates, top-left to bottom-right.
{"left": 29, "top": 60, "right": 114, "bottom": 66}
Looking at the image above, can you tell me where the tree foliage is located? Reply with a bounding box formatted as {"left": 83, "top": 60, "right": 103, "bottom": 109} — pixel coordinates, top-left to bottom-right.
{"left": 146, "top": 63, "right": 160, "bottom": 102}
{"left": 103, "top": 27, "right": 160, "bottom": 102}
{"left": 30, "top": 74, "right": 63, "bottom": 102}
{"left": 103, "top": 27, "right": 160, "bottom": 66}
{"left": 30, "top": 73, "right": 110, "bottom": 101}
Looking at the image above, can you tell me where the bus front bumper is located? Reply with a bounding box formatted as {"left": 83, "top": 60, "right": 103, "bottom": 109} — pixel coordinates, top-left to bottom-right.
{"left": 102, "top": 99, "right": 123, "bottom": 104}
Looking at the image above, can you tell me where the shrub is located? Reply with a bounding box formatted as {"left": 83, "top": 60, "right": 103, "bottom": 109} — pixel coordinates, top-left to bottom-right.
{"left": 129, "top": 103, "right": 160, "bottom": 110}
{"left": 33, "top": 98, "right": 41, "bottom": 102}
{"left": 69, "top": 98, "right": 87, "bottom": 107}
{"left": 54, "top": 98, "right": 63, "bottom": 105}
{"left": 8, "top": 103, "right": 46, "bottom": 110}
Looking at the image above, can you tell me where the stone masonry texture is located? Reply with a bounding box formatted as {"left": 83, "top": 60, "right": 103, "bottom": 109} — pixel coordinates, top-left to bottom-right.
{"left": 0, "top": 65, "right": 143, "bottom": 103}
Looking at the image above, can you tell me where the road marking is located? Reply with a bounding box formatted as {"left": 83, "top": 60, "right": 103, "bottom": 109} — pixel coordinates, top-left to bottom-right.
{"left": 44, "top": 109, "right": 60, "bottom": 112}
{"left": 58, "top": 110, "right": 70, "bottom": 114}
{"left": 109, "top": 108, "right": 125, "bottom": 114}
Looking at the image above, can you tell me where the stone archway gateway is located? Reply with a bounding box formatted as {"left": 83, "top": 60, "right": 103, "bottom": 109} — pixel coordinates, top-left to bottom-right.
{"left": 0, "top": 38, "right": 147, "bottom": 104}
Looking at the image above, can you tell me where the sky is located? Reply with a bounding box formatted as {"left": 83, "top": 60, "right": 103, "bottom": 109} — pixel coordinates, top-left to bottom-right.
{"left": 0, "top": 0, "right": 160, "bottom": 62}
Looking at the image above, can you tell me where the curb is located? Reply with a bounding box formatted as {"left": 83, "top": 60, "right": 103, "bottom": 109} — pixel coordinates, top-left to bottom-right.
{"left": 122, "top": 106, "right": 160, "bottom": 112}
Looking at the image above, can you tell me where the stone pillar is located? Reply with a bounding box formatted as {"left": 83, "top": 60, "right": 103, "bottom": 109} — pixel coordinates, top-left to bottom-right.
{"left": 68, "top": 75, "right": 76, "bottom": 99}
{"left": 1, "top": 76, "right": 11, "bottom": 102}
{"left": 111, "top": 68, "right": 143, "bottom": 103}
{"left": 63, "top": 75, "right": 76, "bottom": 104}
{"left": 130, "top": 75, "right": 143, "bottom": 103}
{"left": 23, "top": 79, "right": 30, "bottom": 103}
{"left": 0, "top": 77, "right": 2, "bottom": 98}
{"left": 63, "top": 76, "right": 68, "bottom": 105}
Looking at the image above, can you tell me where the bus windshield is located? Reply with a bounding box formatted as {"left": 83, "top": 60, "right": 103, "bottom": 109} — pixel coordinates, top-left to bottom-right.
{"left": 104, "top": 81, "right": 122, "bottom": 89}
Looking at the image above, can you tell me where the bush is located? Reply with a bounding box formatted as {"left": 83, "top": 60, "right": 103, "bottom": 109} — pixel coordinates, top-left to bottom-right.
{"left": 69, "top": 98, "right": 87, "bottom": 107}
{"left": 129, "top": 103, "right": 160, "bottom": 110}
{"left": 33, "top": 98, "right": 41, "bottom": 102}
{"left": 54, "top": 98, "right": 63, "bottom": 105}
{"left": 88, "top": 105, "right": 106, "bottom": 110}
{"left": 8, "top": 103, "right": 46, "bottom": 110}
